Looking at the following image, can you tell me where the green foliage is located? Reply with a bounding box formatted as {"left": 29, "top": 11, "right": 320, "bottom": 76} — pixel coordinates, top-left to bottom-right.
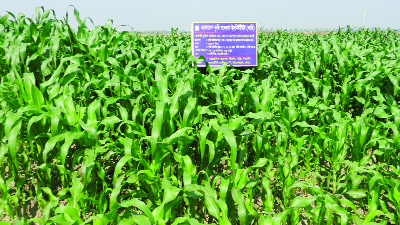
{"left": 0, "top": 7, "right": 400, "bottom": 224}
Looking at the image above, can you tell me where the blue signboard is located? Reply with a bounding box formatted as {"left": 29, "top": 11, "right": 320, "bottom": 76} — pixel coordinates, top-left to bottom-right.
{"left": 191, "top": 22, "right": 257, "bottom": 67}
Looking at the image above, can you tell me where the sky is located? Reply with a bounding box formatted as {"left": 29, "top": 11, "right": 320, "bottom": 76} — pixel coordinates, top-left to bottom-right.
{"left": 3, "top": 0, "right": 400, "bottom": 32}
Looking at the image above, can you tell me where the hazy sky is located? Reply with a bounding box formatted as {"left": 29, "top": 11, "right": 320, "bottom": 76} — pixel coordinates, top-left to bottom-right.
{"left": 3, "top": 0, "right": 400, "bottom": 31}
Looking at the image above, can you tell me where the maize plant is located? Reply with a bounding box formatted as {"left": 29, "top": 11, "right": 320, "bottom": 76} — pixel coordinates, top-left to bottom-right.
{"left": 0, "top": 7, "right": 399, "bottom": 225}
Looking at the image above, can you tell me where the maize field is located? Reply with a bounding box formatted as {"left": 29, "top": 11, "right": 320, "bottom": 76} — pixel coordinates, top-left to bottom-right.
{"left": 0, "top": 7, "right": 400, "bottom": 225}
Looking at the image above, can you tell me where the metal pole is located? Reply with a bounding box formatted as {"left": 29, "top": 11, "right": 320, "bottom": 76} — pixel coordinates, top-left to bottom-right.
{"left": 363, "top": 0, "right": 367, "bottom": 27}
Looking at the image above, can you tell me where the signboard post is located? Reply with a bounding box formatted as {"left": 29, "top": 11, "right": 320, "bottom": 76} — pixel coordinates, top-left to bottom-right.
{"left": 191, "top": 22, "right": 258, "bottom": 67}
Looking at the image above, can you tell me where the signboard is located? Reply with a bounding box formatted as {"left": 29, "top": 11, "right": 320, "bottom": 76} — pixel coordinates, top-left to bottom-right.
{"left": 191, "top": 22, "right": 257, "bottom": 67}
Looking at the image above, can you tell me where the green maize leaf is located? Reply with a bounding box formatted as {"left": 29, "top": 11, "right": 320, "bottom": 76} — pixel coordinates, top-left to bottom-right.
{"left": 79, "top": 120, "right": 98, "bottom": 142}
{"left": 164, "top": 127, "right": 194, "bottom": 145}
{"left": 202, "top": 180, "right": 218, "bottom": 200}
{"left": 112, "top": 156, "right": 134, "bottom": 187}
{"left": 206, "top": 139, "right": 215, "bottom": 166}
{"left": 182, "top": 97, "right": 197, "bottom": 128}
{"left": 50, "top": 105, "right": 61, "bottom": 136}
{"left": 60, "top": 131, "right": 84, "bottom": 164}
{"left": 171, "top": 217, "right": 191, "bottom": 225}
{"left": 272, "top": 209, "right": 291, "bottom": 225}
{"left": 120, "top": 199, "right": 155, "bottom": 224}
{"left": 4, "top": 111, "right": 22, "bottom": 137}
{"left": 131, "top": 215, "right": 152, "bottom": 225}
{"left": 232, "top": 188, "right": 246, "bottom": 225}
{"left": 81, "top": 155, "right": 95, "bottom": 186}
{"left": 152, "top": 205, "right": 165, "bottom": 222}
{"left": 219, "top": 177, "right": 230, "bottom": 201}
{"left": 216, "top": 199, "right": 232, "bottom": 225}
{"left": 379, "top": 199, "right": 395, "bottom": 221}
{"left": 110, "top": 175, "right": 125, "bottom": 211}
{"left": 69, "top": 175, "right": 83, "bottom": 211}
{"left": 54, "top": 206, "right": 83, "bottom": 223}
{"left": 364, "top": 209, "right": 384, "bottom": 224}
{"left": 199, "top": 124, "right": 211, "bottom": 164}
{"left": 217, "top": 124, "right": 238, "bottom": 167}
{"left": 0, "top": 14, "right": 10, "bottom": 25}
{"left": 48, "top": 214, "right": 76, "bottom": 224}
{"left": 42, "top": 132, "right": 67, "bottom": 162}
{"left": 347, "top": 189, "right": 367, "bottom": 199}
{"left": 339, "top": 198, "right": 357, "bottom": 213}
{"left": 252, "top": 158, "right": 268, "bottom": 168}
{"left": 374, "top": 106, "right": 390, "bottom": 119}
{"left": 5, "top": 119, "right": 22, "bottom": 169}
{"left": 290, "top": 196, "right": 317, "bottom": 208}
{"left": 330, "top": 203, "right": 347, "bottom": 216}
{"left": 184, "top": 184, "right": 203, "bottom": 199}
{"left": 204, "top": 195, "right": 220, "bottom": 220}
{"left": 120, "top": 137, "right": 133, "bottom": 157}
{"left": 161, "top": 178, "right": 180, "bottom": 204}
{"left": 41, "top": 59, "right": 65, "bottom": 88}
{"left": 352, "top": 215, "right": 364, "bottom": 225}
{"left": 151, "top": 101, "right": 165, "bottom": 154}
{"left": 262, "top": 177, "right": 274, "bottom": 211}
